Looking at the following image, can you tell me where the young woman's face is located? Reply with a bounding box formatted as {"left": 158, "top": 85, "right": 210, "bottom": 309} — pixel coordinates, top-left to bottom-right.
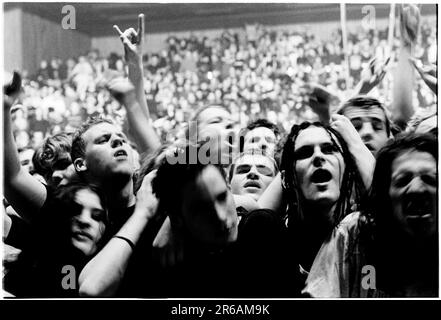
{"left": 70, "top": 188, "right": 106, "bottom": 256}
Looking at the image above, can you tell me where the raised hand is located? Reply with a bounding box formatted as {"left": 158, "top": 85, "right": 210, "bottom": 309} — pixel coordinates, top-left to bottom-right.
{"left": 4, "top": 71, "right": 21, "bottom": 97}
{"left": 113, "top": 13, "right": 145, "bottom": 66}
{"left": 400, "top": 4, "right": 420, "bottom": 46}
{"left": 409, "top": 57, "right": 437, "bottom": 95}
{"left": 304, "top": 83, "right": 338, "bottom": 125}
{"left": 358, "top": 57, "right": 391, "bottom": 95}
{"left": 134, "top": 169, "right": 159, "bottom": 220}
{"left": 4, "top": 71, "right": 22, "bottom": 111}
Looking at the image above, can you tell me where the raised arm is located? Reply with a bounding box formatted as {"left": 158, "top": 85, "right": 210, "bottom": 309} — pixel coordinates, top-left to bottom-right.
{"left": 391, "top": 4, "right": 420, "bottom": 130}
{"left": 330, "top": 114, "right": 375, "bottom": 191}
{"left": 304, "top": 84, "right": 338, "bottom": 125}
{"left": 409, "top": 57, "right": 437, "bottom": 95}
{"left": 113, "top": 14, "right": 161, "bottom": 155}
{"left": 352, "top": 57, "right": 390, "bottom": 96}
{"left": 257, "top": 172, "right": 285, "bottom": 216}
{"left": 3, "top": 72, "right": 47, "bottom": 222}
{"left": 78, "top": 170, "right": 158, "bottom": 297}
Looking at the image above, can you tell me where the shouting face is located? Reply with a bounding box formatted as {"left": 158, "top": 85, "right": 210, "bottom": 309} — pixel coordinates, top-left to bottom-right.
{"left": 389, "top": 150, "right": 437, "bottom": 239}
{"left": 294, "top": 126, "right": 345, "bottom": 216}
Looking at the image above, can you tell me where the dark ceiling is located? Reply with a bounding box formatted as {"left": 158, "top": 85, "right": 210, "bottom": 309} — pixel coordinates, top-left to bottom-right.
{"left": 4, "top": 2, "right": 437, "bottom": 37}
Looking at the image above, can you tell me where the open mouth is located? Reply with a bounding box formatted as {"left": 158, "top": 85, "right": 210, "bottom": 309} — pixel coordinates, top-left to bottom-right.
{"left": 403, "top": 196, "right": 433, "bottom": 219}
{"left": 244, "top": 180, "right": 261, "bottom": 189}
{"left": 114, "top": 149, "right": 128, "bottom": 158}
{"left": 311, "top": 168, "right": 332, "bottom": 184}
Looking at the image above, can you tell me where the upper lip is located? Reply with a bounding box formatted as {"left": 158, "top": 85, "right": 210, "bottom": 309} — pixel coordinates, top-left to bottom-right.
{"left": 311, "top": 168, "right": 332, "bottom": 183}
{"left": 72, "top": 230, "right": 92, "bottom": 241}
{"left": 114, "top": 149, "right": 128, "bottom": 157}
{"left": 244, "top": 180, "right": 261, "bottom": 188}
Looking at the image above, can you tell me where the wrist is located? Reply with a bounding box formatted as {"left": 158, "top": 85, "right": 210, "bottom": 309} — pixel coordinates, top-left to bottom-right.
{"left": 133, "top": 206, "right": 154, "bottom": 222}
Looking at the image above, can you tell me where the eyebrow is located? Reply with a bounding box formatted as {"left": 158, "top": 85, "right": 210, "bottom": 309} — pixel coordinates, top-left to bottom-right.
{"left": 296, "top": 141, "right": 335, "bottom": 149}
{"left": 94, "top": 132, "right": 127, "bottom": 142}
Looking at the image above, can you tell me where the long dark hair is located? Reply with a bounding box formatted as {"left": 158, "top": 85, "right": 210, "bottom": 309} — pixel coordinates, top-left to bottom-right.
{"left": 280, "top": 122, "right": 364, "bottom": 231}
{"left": 359, "top": 133, "right": 438, "bottom": 294}
{"left": 4, "top": 182, "right": 110, "bottom": 297}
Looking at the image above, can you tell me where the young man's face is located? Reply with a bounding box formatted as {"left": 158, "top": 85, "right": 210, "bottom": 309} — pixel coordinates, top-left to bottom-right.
{"left": 81, "top": 123, "right": 134, "bottom": 183}
{"left": 230, "top": 154, "right": 276, "bottom": 200}
{"left": 48, "top": 151, "right": 77, "bottom": 187}
{"left": 243, "top": 127, "right": 277, "bottom": 156}
{"left": 70, "top": 188, "right": 106, "bottom": 256}
{"left": 342, "top": 105, "right": 389, "bottom": 157}
{"left": 196, "top": 107, "right": 235, "bottom": 165}
{"left": 19, "top": 149, "right": 34, "bottom": 173}
{"left": 389, "top": 150, "right": 437, "bottom": 239}
{"left": 181, "top": 165, "right": 238, "bottom": 247}
{"left": 294, "top": 126, "right": 345, "bottom": 213}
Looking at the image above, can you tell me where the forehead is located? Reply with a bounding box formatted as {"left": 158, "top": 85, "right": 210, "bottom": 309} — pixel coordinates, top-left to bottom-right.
{"left": 245, "top": 127, "right": 276, "bottom": 140}
{"left": 83, "top": 123, "right": 123, "bottom": 142}
{"left": 392, "top": 150, "right": 436, "bottom": 174}
{"left": 197, "top": 107, "right": 231, "bottom": 124}
{"left": 236, "top": 154, "right": 274, "bottom": 168}
{"left": 342, "top": 105, "right": 386, "bottom": 122}
{"left": 294, "top": 126, "right": 334, "bottom": 149}
{"left": 74, "top": 188, "right": 103, "bottom": 210}
{"left": 19, "top": 149, "right": 34, "bottom": 159}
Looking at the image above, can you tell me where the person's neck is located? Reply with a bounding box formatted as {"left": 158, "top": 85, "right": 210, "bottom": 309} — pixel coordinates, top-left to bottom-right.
{"left": 90, "top": 174, "right": 136, "bottom": 210}
{"left": 105, "top": 181, "right": 136, "bottom": 210}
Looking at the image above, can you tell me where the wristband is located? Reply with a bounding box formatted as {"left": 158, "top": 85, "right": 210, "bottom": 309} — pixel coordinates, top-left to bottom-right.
{"left": 113, "top": 236, "right": 135, "bottom": 251}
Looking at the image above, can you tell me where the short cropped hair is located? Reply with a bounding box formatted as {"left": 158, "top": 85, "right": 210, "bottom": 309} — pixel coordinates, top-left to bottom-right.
{"left": 71, "top": 117, "right": 113, "bottom": 163}
{"left": 238, "top": 119, "right": 282, "bottom": 153}
{"left": 338, "top": 96, "right": 391, "bottom": 136}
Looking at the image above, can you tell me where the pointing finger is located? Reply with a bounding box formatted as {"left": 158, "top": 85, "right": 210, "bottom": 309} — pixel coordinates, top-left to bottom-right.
{"left": 137, "top": 14, "right": 145, "bottom": 44}
{"left": 113, "top": 25, "right": 124, "bottom": 37}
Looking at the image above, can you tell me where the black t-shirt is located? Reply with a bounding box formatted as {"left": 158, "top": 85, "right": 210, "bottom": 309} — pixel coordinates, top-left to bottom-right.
{"left": 120, "top": 209, "right": 301, "bottom": 298}
{"left": 4, "top": 186, "right": 83, "bottom": 297}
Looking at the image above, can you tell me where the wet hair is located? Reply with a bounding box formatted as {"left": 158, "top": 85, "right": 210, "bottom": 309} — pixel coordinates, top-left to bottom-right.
{"left": 280, "top": 121, "right": 364, "bottom": 229}
{"left": 71, "top": 116, "right": 113, "bottom": 163}
{"left": 338, "top": 96, "right": 391, "bottom": 136}
{"left": 228, "top": 150, "right": 279, "bottom": 183}
{"left": 359, "top": 133, "right": 437, "bottom": 293}
{"left": 134, "top": 143, "right": 172, "bottom": 193}
{"left": 238, "top": 118, "right": 282, "bottom": 152}
{"left": 152, "top": 144, "right": 226, "bottom": 219}
{"left": 361, "top": 133, "right": 437, "bottom": 240}
{"left": 32, "top": 133, "right": 73, "bottom": 182}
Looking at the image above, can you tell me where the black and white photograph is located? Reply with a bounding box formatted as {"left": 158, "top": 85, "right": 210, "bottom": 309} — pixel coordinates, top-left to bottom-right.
{"left": 1, "top": 1, "right": 438, "bottom": 302}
